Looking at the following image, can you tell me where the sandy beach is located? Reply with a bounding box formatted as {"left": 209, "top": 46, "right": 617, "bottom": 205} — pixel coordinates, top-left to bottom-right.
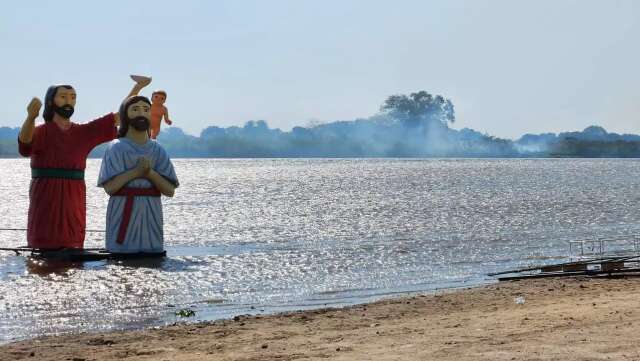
{"left": 3, "top": 276, "right": 640, "bottom": 361}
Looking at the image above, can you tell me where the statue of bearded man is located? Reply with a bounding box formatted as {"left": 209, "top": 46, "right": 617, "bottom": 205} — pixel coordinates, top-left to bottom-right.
{"left": 98, "top": 94, "right": 178, "bottom": 253}
{"left": 17, "top": 77, "right": 151, "bottom": 249}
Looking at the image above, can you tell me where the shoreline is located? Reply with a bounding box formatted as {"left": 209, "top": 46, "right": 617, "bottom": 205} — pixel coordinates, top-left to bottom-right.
{"left": 4, "top": 276, "right": 640, "bottom": 360}
{"left": 0, "top": 276, "right": 492, "bottom": 345}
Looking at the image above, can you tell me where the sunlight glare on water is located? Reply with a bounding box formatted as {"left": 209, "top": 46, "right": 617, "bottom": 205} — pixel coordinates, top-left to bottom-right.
{"left": 1, "top": 158, "right": 639, "bottom": 342}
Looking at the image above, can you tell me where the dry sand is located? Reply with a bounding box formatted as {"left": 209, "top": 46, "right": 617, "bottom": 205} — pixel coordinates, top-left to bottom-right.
{"left": 3, "top": 276, "right": 640, "bottom": 360}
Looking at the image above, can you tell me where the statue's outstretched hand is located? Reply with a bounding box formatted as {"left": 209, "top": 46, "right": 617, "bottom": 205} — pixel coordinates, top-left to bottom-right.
{"left": 27, "top": 97, "right": 42, "bottom": 119}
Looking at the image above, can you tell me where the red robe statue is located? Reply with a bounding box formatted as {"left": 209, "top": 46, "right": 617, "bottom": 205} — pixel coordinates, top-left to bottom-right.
{"left": 18, "top": 114, "right": 117, "bottom": 249}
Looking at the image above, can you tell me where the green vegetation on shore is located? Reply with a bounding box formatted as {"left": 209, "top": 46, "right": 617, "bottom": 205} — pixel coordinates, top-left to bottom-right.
{"left": 3, "top": 91, "right": 639, "bottom": 158}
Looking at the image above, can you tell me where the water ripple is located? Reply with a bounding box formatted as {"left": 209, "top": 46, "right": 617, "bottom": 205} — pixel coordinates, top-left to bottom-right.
{"left": 1, "top": 158, "right": 639, "bottom": 342}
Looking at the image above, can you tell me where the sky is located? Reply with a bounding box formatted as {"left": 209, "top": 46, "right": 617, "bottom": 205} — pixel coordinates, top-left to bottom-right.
{"left": 1, "top": 0, "right": 638, "bottom": 139}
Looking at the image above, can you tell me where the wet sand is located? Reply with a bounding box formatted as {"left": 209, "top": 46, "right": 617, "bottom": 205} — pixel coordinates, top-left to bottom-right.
{"left": 3, "top": 276, "right": 640, "bottom": 360}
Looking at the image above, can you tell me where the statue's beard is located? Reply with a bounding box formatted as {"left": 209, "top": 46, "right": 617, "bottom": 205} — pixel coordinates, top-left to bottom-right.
{"left": 130, "top": 116, "right": 150, "bottom": 131}
{"left": 54, "top": 104, "right": 74, "bottom": 119}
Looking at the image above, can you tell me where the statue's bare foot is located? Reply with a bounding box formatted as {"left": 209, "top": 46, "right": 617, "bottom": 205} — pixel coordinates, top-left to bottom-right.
{"left": 130, "top": 75, "right": 152, "bottom": 87}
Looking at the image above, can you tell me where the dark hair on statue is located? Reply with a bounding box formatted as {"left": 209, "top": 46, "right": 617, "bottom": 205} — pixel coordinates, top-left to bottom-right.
{"left": 43, "top": 85, "right": 73, "bottom": 122}
{"left": 118, "top": 96, "right": 152, "bottom": 138}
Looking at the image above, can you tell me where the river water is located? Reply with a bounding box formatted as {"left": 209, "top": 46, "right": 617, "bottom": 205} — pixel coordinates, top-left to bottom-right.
{"left": 1, "top": 158, "right": 639, "bottom": 343}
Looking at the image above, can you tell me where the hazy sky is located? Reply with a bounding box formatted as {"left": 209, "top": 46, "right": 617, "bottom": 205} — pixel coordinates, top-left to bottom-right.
{"left": 1, "top": 0, "right": 638, "bottom": 139}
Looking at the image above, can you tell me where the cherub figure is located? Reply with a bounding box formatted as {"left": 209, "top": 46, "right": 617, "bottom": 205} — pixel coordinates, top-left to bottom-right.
{"left": 150, "top": 90, "right": 173, "bottom": 139}
{"left": 129, "top": 75, "right": 173, "bottom": 139}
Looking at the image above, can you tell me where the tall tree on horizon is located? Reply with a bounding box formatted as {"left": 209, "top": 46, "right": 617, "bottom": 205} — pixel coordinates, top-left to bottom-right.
{"left": 381, "top": 91, "right": 455, "bottom": 128}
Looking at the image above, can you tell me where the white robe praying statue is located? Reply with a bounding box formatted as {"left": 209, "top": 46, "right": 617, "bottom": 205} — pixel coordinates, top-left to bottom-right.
{"left": 98, "top": 138, "right": 178, "bottom": 253}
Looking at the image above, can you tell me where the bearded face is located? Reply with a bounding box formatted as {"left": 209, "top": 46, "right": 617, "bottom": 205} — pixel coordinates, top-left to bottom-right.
{"left": 55, "top": 104, "right": 74, "bottom": 119}
{"left": 52, "top": 87, "right": 76, "bottom": 119}
{"left": 118, "top": 96, "right": 152, "bottom": 138}
{"left": 127, "top": 100, "right": 151, "bottom": 131}
{"left": 122, "top": 100, "right": 151, "bottom": 132}
{"left": 43, "top": 85, "right": 76, "bottom": 121}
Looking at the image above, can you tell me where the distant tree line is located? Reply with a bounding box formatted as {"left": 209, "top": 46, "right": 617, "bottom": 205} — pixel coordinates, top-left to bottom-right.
{"left": 1, "top": 92, "right": 640, "bottom": 158}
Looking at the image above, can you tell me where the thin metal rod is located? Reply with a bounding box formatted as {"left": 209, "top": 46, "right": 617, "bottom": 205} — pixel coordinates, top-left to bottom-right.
{"left": 0, "top": 247, "right": 106, "bottom": 253}
{"left": 0, "top": 247, "right": 31, "bottom": 252}
{"left": 0, "top": 228, "right": 105, "bottom": 233}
